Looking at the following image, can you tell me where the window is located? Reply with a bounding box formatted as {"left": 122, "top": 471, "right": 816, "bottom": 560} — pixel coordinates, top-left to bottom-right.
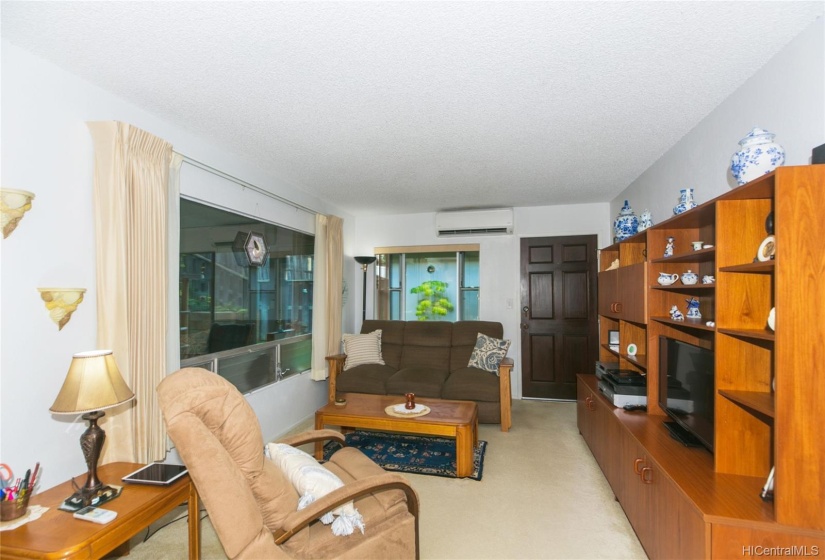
{"left": 375, "top": 245, "right": 479, "bottom": 321}
{"left": 179, "top": 199, "right": 314, "bottom": 393}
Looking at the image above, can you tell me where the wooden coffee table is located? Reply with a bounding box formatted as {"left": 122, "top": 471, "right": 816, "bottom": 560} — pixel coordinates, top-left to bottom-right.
{"left": 315, "top": 393, "right": 479, "bottom": 478}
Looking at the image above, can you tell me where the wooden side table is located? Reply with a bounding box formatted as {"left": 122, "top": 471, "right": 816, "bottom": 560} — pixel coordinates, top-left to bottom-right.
{"left": 0, "top": 462, "right": 200, "bottom": 560}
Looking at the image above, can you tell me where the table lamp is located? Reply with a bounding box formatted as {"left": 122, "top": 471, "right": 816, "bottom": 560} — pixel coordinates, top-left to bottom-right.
{"left": 354, "top": 256, "right": 377, "bottom": 321}
{"left": 50, "top": 350, "right": 135, "bottom": 506}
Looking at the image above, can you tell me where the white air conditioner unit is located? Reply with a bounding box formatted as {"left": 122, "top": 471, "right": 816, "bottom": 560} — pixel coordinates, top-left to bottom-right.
{"left": 435, "top": 208, "right": 514, "bottom": 237}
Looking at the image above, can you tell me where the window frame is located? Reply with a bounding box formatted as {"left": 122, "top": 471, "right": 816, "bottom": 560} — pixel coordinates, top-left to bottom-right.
{"left": 178, "top": 196, "right": 315, "bottom": 394}
{"left": 374, "top": 244, "right": 480, "bottom": 322}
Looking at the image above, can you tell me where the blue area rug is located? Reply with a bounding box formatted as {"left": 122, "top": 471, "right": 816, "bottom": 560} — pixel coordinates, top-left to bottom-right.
{"left": 323, "top": 430, "right": 487, "bottom": 481}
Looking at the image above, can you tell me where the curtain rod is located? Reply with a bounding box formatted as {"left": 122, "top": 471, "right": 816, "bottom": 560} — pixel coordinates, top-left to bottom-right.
{"left": 175, "top": 152, "right": 319, "bottom": 216}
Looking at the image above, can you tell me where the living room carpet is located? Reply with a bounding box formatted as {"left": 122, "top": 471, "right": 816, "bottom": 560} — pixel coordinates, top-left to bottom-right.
{"left": 323, "top": 430, "right": 487, "bottom": 480}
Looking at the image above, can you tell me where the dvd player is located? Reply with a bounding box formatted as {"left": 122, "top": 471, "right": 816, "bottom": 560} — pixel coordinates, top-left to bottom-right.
{"left": 598, "top": 379, "right": 648, "bottom": 407}
{"left": 605, "top": 370, "right": 646, "bottom": 386}
{"left": 595, "top": 361, "right": 619, "bottom": 380}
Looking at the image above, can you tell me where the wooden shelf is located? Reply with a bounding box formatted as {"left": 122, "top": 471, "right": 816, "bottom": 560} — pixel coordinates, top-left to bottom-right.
{"left": 720, "top": 389, "right": 775, "bottom": 420}
{"left": 717, "top": 328, "right": 775, "bottom": 342}
{"left": 590, "top": 166, "right": 825, "bottom": 552}
{"left": 599, "top": 344, "right": 648, "bottom": 369}
{"left": 622, "top": 353, "right": 647, "bottom": 369}
{"left": 720, "top": 261, "right": 775, "bottom": 273}
{"left": 651, "top": 247, "right": 716, "bottom": 264}
{"left": 652, "top": 200, "right": 716, "bottom": 230}
{"left": 651, "top": 284, "right": 715, "bottom": 291}
{"left": 651, "top": 316, "right": 715, "bottom": 331}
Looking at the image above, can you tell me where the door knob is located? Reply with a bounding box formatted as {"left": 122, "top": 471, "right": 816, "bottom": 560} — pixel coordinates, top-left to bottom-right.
{"left": 522, "top": 306, "right": 529, "bottom": 313}
{"left": 521, "top": 323, "right": 528, "bottom": 330}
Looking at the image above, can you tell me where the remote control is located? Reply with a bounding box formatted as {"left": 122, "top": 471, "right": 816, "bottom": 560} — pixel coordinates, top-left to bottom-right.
{"left": 623, "top": 404, "right": 647, "bottom": 412}
{"left": 73, "top": 506, "right": 118, "bottom": 524}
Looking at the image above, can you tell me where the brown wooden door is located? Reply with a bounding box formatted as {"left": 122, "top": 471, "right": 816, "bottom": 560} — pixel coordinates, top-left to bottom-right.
{"left": 520, "top": 235, "right": 598, "bottom": 400}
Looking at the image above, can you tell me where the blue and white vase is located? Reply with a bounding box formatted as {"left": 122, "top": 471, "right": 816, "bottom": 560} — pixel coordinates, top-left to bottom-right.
{"left": 730, "top": 128, "right": 785, "bottom": 186}
{"left": 673, "top": 188, "right": 697, "bottom": 215}
{"left": 613, "top": 200, "right": 639, "bottom": 242}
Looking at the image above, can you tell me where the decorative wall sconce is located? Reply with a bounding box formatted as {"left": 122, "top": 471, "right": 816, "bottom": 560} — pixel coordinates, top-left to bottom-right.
{"left": 1, "top": 188, "right": 35, "bottom": 239}
{"left": 38, "top": 288, "right": 86, "bottom": 330}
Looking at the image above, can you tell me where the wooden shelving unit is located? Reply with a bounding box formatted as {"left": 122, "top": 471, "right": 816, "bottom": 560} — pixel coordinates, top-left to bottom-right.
{"left": 583, "top": 165, "right": 825, "bottom": 558}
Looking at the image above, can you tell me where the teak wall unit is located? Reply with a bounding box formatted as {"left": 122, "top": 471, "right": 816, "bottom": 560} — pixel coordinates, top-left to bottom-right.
{"left": 580, "top": 165, "right": 825, "bottom": 558}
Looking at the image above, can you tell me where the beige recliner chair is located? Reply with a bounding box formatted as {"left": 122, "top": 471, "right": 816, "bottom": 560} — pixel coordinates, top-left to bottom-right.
{"left": 158, "top": 367, "right": 419, "bottom": 559}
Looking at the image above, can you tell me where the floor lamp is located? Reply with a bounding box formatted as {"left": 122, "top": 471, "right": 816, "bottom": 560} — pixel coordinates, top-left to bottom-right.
{"left": 354, "top": 256, "right": 376, "bottom": 322}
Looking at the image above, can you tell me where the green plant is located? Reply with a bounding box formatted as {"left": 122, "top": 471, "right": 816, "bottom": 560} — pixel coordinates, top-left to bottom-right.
{"left": 410, "top": 280, "right": 454, "bottom": 320}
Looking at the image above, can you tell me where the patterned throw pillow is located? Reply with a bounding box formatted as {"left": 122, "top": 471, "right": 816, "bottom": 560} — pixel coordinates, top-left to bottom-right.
{"left": 342, "top": 330, "right": 385, "bottom": 371}
{"left": 468, "top": 332, "right": 511, "bottom": 374}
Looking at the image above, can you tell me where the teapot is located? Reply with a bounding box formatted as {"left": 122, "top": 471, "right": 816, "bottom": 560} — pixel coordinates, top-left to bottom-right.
{"left": 681, "top": 270, "right": 698, "bottom": 285}
{"left": 658, "top": 272, "right": 678, "bottom": 286}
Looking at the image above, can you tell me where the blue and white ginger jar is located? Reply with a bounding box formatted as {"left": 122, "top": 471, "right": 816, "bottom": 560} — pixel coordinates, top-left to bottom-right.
{"left": 673, "top": 188, "right": 697, "bottom": 215}
{"left": 613, "top": 200, "right": 639, "bottom": 242}
{"left": 730, "top": 128, "right": 785, "bottom": 186}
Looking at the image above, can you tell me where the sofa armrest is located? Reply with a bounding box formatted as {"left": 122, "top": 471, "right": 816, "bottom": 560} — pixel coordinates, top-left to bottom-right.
{"left": 273, "top": 472, "right": 420, "bottom": 549}
{"left": 498, "top": 358, "right": 513, "bottom": 432}
{"left": 325, "top": 354, "right": 346, "bottom": 402}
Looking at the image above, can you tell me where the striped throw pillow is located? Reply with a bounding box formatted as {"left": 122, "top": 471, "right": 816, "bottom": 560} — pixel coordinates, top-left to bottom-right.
{"left": 342, "top": 330, "right": 385, "bottom": 371}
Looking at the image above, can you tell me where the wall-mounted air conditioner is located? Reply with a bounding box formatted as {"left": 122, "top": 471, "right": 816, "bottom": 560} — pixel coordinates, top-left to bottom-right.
{"left": 435, "top": 208, "right": 514, "bottom": 237}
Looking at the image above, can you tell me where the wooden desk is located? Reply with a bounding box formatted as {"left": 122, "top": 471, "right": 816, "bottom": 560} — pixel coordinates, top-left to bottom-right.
{"left": 0, "top": 462, "right": 200, "bottom": 560}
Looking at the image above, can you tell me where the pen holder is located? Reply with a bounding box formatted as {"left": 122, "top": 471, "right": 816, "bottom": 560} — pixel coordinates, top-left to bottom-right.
{"left": 1, "top": 492, "right": 29, "bottom": 521}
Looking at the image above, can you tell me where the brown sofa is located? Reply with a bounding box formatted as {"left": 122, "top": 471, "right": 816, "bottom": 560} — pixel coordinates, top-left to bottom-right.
{"left": 326, "top": 320, "right": 513, "bottom": 431}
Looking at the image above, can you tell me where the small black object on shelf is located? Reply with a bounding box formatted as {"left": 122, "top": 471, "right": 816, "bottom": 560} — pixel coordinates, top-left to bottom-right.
{"left": 812, "top": 142, "right": 825, "bottom": 164}
{"left": 663, "top": 421, "right": 703, "bottom": 448}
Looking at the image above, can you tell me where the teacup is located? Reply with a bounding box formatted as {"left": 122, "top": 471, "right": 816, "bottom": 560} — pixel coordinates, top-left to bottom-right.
{"left": 657, "top": 272, "right": 678, "bottom": 286}
{"left": 702, "top": 275, "right": 715, "bottom": 284}
{"left": 692, "top": 241, "right": 703, "bottom": 251}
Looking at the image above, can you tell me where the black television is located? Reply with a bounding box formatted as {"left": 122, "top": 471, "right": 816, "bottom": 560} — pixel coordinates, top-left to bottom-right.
{"left": 658, "top": 336, "right": 715, "bottom": 452}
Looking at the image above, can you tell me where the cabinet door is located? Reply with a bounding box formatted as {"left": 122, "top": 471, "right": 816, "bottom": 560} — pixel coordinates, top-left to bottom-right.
{"left": 617, "top": 262, "right": 647, "bottom": 324}
{"left": 578, "top": 378, "right": 622, "bottom": 497}
{"left": 594, "top": 398, "right": 622, "bottom": 494}
{"left": 598, "top": 269, "right": 619, "bottom": 318}
{"left": 576, "top": 378, "right": 595, "bottom": 445}
{"left": 621, "top": 437, "right": 706, "bottom": 559}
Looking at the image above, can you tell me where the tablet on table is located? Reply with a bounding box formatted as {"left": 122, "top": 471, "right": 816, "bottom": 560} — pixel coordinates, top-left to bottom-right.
{"left": 122, "top": 463, "right": 188, "bottom": 485}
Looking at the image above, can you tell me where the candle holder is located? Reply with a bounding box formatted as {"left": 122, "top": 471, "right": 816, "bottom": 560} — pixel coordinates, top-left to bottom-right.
{"left": 405, "top": 393, "right": 416, "bottom": 410}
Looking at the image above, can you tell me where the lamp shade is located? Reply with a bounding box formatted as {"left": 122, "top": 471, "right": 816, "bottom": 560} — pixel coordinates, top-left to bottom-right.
{"left": 50, "top": 350, "right": 135, "bottom": 414}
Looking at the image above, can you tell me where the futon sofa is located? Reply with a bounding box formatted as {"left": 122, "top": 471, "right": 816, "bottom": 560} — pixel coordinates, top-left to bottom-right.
{"left": 326, "top": 320, "right": 513, "bottom": 431}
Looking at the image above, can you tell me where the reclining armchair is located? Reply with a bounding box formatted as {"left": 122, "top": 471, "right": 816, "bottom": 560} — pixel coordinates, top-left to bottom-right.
{"left": 158, "top": 368, "right": 420, "bottom": 559}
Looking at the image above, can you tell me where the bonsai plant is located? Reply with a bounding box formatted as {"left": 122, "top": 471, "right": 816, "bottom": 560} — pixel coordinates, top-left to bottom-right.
{"left": 410, "top": 280, "right": 454, "bottom": 320}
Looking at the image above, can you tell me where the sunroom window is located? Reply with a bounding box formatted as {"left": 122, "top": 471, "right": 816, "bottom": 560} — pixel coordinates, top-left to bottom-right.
{"left": 374, "top": 245, "right": 480, "bottom": 321}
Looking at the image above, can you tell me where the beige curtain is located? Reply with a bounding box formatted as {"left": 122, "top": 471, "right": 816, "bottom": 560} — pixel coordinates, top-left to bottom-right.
{"left": 87, "top": 121, "right": 172, "bottom": 464}
{"left": 311, "top": 215, "right": 343, "bottom": 380}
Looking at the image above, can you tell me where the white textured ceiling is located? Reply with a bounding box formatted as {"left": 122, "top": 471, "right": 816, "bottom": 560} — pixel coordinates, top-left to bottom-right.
{"left": 2, "top": 2, "right": 822, "bottom": 216}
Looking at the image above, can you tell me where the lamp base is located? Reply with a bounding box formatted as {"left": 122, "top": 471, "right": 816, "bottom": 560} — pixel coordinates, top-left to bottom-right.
{"left": 60, "top": 484, "right": 122, "bottom": 511}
